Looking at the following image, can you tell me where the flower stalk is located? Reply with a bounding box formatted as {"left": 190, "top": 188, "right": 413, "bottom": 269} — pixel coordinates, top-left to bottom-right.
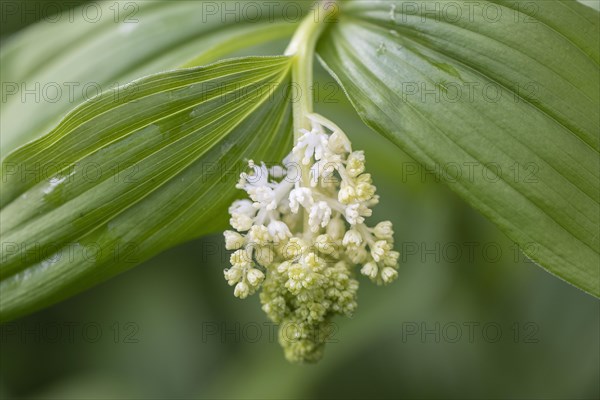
{"left": 285, "top": 0, "right": 339, "bottom": 138}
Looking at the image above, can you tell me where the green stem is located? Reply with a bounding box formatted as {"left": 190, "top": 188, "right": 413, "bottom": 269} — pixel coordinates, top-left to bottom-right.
{"left": 285, "top": 0, "right": 339, "bottom": 140}
{"left": 284, "top": 1, "right": 339, "bottom": 234}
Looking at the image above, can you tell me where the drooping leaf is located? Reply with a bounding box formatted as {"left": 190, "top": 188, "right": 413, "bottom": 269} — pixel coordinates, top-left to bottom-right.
{"left": 0, "top": 56, "right": 293, "bottom": 321}
{"left": 0, "top": 0, "right": 301, "bottom": 153}
{"left": 317, "top": 0, "right": 599, "bottom": 296}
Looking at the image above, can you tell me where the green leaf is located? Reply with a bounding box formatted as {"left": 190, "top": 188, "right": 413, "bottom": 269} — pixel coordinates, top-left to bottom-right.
{"left": 317, "top": 0, "right": 599, "bottom": 296}
{"left": 0, "top": 56, "right": 293, "bottom": 321}
{"left": 0, "top": 0, "right": 300, "bottom": 153}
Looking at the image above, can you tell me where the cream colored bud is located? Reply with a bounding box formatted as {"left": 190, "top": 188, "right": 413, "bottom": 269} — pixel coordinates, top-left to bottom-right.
{"left": 249, "top": 225, "right": 271, "bottom": 245}
{"left": 247, "top": 268, "right": 265, "bottom": 287}
{"left": 360, "top": 262, "right": 378, "bottom": 280}
{"left": 355, "top": 181, "right": 375, "bottom": 201}
{"left": 254, "top": 246, "right": 275, "bottom": 266}
{"left": 234, "top": 281, "right": 250, "bottom": 298}
{"left": 373, "top": 221, "right": 394, "bottom": 240}
{"left": 230, "top": 213, "right": 253, "bottom": 232}
{"left": 224, "top": 266, "right": 243, "bottom": 285}
{"left": 338, "top": 185, "right": 355, "bottom": 204}
{"left": 346, "top": 151, "right": 365, "bottom": 177}
{"left": 371, "top": 240, "right": 391, "bottom": 262}
{"left": 381, "top": 267, "right": 398, "bottom": 284}
{"left": 230, "top": 249, "right": 251, "bottom": 268}
{"left": 384, "top": 250, "right": 400, "bottom": 267}
{"left": 224, "top": 230, "right": 245, "bottom": 250}
{"left": 342, "top": 229, "right": 363, "bottom": 246}
{"left": 328, "top": 130, "right": 351, "bottom": 154}
{"left": 326, "top": 217, "right": 346, "bottom": 240}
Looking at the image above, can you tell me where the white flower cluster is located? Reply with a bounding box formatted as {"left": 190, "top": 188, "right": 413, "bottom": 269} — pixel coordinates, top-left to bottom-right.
{"left": 223, "top": 113, "right": 399, "bottom": 362}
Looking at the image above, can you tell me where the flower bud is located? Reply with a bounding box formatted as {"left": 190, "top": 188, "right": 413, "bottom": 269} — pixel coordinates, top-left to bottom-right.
{"left": 230, "top": 213, "right": 253, "bottom": 232}
{"left": 384, "top": 250, "right": 400, "bottom": 267}
{"left": 342, "top": 229, "right": 363, "bottom": 246}
{"left": 371, "top": 240, "right": 391, "bottom": 262}
{"left": 373, "top": 221, "right": 394, "bottom": 240}
{"left": 224, "top": 266, "right": 243, "bottom": 285}
{"left": 224, "top": 230, "right": 245, "bottom": 250}
{"left": 346, "top": 151, "right": 365, "bottom": 177}
{"left": 360, "top": 262, "right": 378, "bottom": 280}
{"left": 338, "top": 185, "right": 355, "bottom": 204}
{"left": 326, "top": 217, "right": 346, "bottom": 240}
{"left": 230, "top": 249, "right": 251, "bottom": 268}
{"left": 381, "top": 267, "right": 398, "bottom": 284}
{"left": 247, "top": 268, "right": 265, "bottom": 287}
{"left": 248, "top": 224, "right": 271, "bottom": 245}
{"left": 328, "top": 130, "right": 351, "bottom": 154}
{"left": 234, "top": 281, "right": 250, "bottom": 299}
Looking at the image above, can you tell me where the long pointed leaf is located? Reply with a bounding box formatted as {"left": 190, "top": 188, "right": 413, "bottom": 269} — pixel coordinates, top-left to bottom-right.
{"left": 0, "top": 0, "right": 300, "bottom": 153}
{"left": 317, "top": 0, "right": 599, "bottom": 296}
{"left": 0, "top": 56, "right": 293, "bottom": 321}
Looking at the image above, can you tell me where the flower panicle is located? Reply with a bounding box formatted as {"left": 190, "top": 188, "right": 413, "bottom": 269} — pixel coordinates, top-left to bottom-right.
{"left": 223, "top": 113, "right": 399, "bottom": 362}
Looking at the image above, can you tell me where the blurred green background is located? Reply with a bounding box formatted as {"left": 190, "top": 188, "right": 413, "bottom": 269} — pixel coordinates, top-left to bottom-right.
{"left": 1, "top": 1, "right": 598, "bottom": 399}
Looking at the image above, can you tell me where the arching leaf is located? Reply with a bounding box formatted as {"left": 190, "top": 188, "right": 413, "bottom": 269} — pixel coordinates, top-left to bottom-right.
{"left": 317, "top": 0, "right": 599, "bottom": 296}
{"left": 0, "top": 56, "right": 293, "bottom": 321}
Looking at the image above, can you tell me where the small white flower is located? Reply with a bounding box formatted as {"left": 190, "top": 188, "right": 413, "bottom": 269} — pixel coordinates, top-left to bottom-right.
{"left": 314, "top": 234, "right": 338, "bottom": 257}
{"left": 277, "top": 261, "right": 291, "bottom": 274}
{"left": 342, "top": 229, "right": 362, "bottom": 246}
{"left": 371, "top": 240, "right": 391, "bottom": 262}
{"left": 234, "top": 281, "right": 250, "bottom": 298}
{"left": 338, "top": 185, "right": 355, "bottom": 204}
{"left": 248, "top": 225, "right": 271, "bottom": 245}
{"left": 224, "top": 266, "right": 243, "bottom": 285}
{"left": 268, "top": 220, "right": 292, "bottom": 242}
{"left": 381, "top": 267, "right": 398, "bottom": 284}
{"left": 255, "top": 246, "right": 275, "bottom": 266}
{"left": 289, "top": 187, "right": 313, "bottom": 213}
{"left": 293, "top": 127, "right": 329, "bottom": 165}
{"left": 282, "top": 237, "right": 307, "bottom": 260}
{"left": 230, "top": 249, "right": 251, "bottom": 268}
{"left": 360, "top": 262, "right": 378, "bottom": 280}
{"left": 346, "top": 151, "right": 365, "bottom": 177}
{"left": 249, "top": 186, "right": 277, "bottom": 210}
{"left": 229, "top": 199, "right": 255, "bottom": 217}
{"left": 224, "top": 230, "right": 245, "bottom": 250}
{"left": 230, "top": 213, "right": 253, "bottom": 232}
{"left": 355, "top": 181, "right": 375, "bottom": 202}
{"left": 344, "top": 203, "right": 364, "bottom": 225}
{"left": 308, "top": 201, "right": 332, "bottom": 232}
{"left": 358, "top": 204, "right": 372, "bottom": 218}
{"left": 328, "top": 130, "right": 351, "bottom": 154}
{"left": 384, "top": 250, "right": 400, "bottom": 267}
{"left": 244, "top": 160, "right": 269, "bottom": 187}
{"left": 373, "top": 221, "right": 394, "bottom": 240}
{"left": 247, "top": 268, "right": 265, "bottom": 286}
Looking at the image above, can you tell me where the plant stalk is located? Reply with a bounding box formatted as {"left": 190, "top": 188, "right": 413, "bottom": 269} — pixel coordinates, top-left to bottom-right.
{"left": 285, "top": 0, "right": 339, "bottom": 139}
